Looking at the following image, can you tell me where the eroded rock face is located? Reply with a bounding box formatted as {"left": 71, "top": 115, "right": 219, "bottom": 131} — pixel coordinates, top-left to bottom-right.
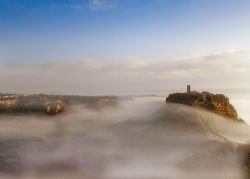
{"left": 44, "top": 99, "right": 64, "bottom": 115}
{"left": 166, "top": 91, "right": 238, "bottom": 120}
{"left": 0, "top": 94, "right": 64, "bottom": 115}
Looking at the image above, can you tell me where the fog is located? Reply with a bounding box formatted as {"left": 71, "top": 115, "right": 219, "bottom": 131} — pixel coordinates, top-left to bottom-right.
{"left": 0, "top": 97, "right": 249, "bottom": 179}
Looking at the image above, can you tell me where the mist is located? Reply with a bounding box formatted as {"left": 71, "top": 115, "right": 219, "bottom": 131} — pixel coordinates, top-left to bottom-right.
{"left": 0, "top": 97, "right": 249, "bottom": 179}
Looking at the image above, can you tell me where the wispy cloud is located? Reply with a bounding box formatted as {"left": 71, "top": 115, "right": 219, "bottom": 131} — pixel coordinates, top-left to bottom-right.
{"left": 69, "top": 4, "right": 85, "bottom": 10}
{"left": 0, "top": 49, "right": 250, "bottom": 95}
{"left": 89, "top": 0, "right": 117, "bottom": 11}
{"left": 69, "top": 0, "right": 117, "bottom": 11}
{"left": 3, "top": 0, "right": 24, "bottom": 10}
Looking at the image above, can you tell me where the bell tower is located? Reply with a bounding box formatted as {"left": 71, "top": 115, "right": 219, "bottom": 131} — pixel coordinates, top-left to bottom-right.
{"left": 187, "top": 85, "right": 191, "bottom": 93}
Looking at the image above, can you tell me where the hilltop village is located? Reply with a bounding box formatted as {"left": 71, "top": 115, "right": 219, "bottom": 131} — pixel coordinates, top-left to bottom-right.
{"left": 166, "top": 85, "right": 238, "bottom": 120}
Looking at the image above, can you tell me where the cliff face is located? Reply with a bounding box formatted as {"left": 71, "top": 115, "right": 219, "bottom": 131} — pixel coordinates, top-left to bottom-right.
{"left": 0, "top": 95, "right": 64, "bottom": 115}
{"left": 166, "top": 91, "right": 238, "bottom": 120}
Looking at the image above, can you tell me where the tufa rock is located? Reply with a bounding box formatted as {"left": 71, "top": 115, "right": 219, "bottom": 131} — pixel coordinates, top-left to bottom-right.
{"left": 0, "top": 94, "right": 64, "bottom": 115}
{"left": 44, "top": 99, "right": 64, "bottom": 115}
{"left": 166, "top": 91, "right": 238, "bottom": 120}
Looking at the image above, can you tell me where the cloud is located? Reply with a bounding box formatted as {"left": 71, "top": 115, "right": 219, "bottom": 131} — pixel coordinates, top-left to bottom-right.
{"left": 89, "top": 0, "right": 117, "bottom": 11}
{"left": 69, "top": 0, "right": 117, "bottom": 11}
{"left": 0, "top": 49, "right": 250, "bottom": 95}
{"left": 69, "top": 4, "right": 85, "bottom": 10}
{"left": 3, "top": 0, "right": 24, "bottom": 10}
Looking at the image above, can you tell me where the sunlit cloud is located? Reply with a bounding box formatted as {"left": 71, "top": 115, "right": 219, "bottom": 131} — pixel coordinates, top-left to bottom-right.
{"left": 0, "top": 49, "right": 250, "bottom": 95}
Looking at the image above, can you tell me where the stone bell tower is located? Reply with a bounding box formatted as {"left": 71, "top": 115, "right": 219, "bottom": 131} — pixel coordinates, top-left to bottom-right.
{"left": 187, "top": 85, "right": 191, "bottom": 93}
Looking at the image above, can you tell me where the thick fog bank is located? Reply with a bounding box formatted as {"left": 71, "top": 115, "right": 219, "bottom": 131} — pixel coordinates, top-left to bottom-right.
{"left": 0, "top": 97, "right": 249, "bottom": 179}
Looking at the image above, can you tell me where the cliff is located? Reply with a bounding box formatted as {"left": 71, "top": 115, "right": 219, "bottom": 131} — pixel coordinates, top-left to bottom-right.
{"left": 166, "top": 91, "right": 238, "bottom": 120}
{"left": 0, "top": 94, "right": 119, "bottom": 115}
{"left": 0, "top": 94, "right": 64, "bottom": 115}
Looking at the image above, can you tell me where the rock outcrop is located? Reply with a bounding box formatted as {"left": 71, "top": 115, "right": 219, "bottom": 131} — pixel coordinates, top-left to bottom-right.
{"left": 166, "top": 91, "right": 238, "bottom": 120}
{"left": 0, "top": 94, "right": 64, "bottom": 115}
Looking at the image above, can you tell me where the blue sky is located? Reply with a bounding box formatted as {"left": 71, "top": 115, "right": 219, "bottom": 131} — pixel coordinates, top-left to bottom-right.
{"left": 1, "top": 0, "right": 250, "bottom": 63}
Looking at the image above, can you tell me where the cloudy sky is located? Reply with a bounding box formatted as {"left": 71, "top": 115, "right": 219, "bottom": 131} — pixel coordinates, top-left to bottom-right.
{"left": 0, "top": 0, "right": 250, "bottom": 95}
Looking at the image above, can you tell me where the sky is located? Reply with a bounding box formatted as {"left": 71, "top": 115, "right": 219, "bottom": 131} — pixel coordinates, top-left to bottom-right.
{"left": 1, "top": 0, "right": 250, "bottom": 62}
{"left": 0, "top": 0, "right": 250, "bottom": 95}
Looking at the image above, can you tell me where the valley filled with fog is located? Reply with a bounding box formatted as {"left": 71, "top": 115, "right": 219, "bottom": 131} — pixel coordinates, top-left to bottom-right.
{"left": 0, "top": 96, "right": 250, "bottom": 179}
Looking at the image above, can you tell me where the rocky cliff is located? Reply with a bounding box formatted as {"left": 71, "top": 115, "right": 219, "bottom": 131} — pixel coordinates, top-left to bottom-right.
{"left": 0, "top": 94, "right": 64, "bottom": 115}
{"left": 0, "top": 94, "right": 119, "bottom": 115}
{"left": 166, "top": 91, "right": 238, "bottom": 120}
